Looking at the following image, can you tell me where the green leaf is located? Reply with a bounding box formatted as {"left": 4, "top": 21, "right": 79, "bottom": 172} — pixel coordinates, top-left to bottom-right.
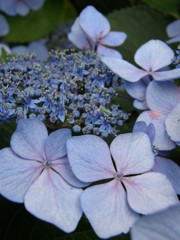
{"left": 0, "top": 121, "right": 16, "bottom": 149}
{"left": 143, "top": 0, "right": 180, "bottom": 18}
{"left": 107, "top": 6, "right": 170, "bottom": 62}
{"left": 4, "top": 0, "right": 77, "bottom": 43}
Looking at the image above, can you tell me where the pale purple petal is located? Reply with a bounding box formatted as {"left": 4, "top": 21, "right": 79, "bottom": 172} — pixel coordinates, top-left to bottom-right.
{"left": 133, "top": 99, "right": 148, "bottom": 110}
{"left": 16, "top": 1, "right": 29, "bottom": 16}
{"left": 167, "top": 34, "right": 180, "bottom": 44}
{"left": 68, "top": 18, "right": 90, "bottom": 50}
{"left": 123, "top": 172, "right": 178, "bottom": 215}
{"left": 10, "top": 119, "right": 48, "bottom": 161}
{"left": 153, "top": 69, "right": 180, "bottom": 81}
{"left": 25, "top": 0, "right": 45, "bottom": 10}
{"left": 79, "top": 5, "right": 110, "bottom": 43}
{"left": 146, "top": 81, "right": 180, "bottom": 115}
{"left": 0, "top": 148, "right": 41, "bottom": 203}
{"left": 0, "top": 14, "right": 9, "bottom": 36}
{"left": 97, "top": 45, "right": 122, "bottom": 58}
{"left": 45, "top": 128, "right": 71, "bottom": 161}
{"left": 11, "top": 45, "right": 29, "bottom": 55}
{"left": 24, "top": 169, "right": 83, "bottom": 233}
{"left": 101, "top": 57, "right": 148, "bottom": 82}
{"left": 100, "top": 31, "right": 127, "bottom": 47}
{"left": 66, "top": 135, "right": 115, "bottom": 182}
{"left": 166, "top": 20, "right": 180, "bottom": 38}
{"left": 153, "top": 156, "right": 180, "bottom": 194}
{"left": 131, "top": 204, "right": 180, "bottom": 240}
{"left": 52, "top": 156, "right": 88, "bottom": 188}
{"left": 134, "top": 40, "right": 174, "bottom": 71}
{"left": 165, "top": 103, "right": 180, "bottom": 143}
{"left": 133, "top": 121, "right": 147, "bottom": 134}
{"left": 81, "top": 180, "right": 139, "bottom": 239}
{"left": 28, "top": 40, "right": 48, "bottom": 61}
{"left": 110, "top": 132, "right": 154, "bottom": 175}
{"left": 136, "top": 111, "right": 176, "bottom": 151}
{"left": 125, "top": 80, "right": 147, "bottom": 101}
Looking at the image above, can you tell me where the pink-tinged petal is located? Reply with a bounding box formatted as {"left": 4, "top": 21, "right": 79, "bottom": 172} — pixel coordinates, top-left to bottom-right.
{"left": 136, "top": 111, "right": 176, "bottom": 151}
{"left": 100, "top": 31, "right": 127, "bottom": 47}
{"left": 97, "top": 45, "right": 122, "bottom": 58}
{"left": 81, "top": 180, "right": 139, "bottom": 239}
{"left": 79, "top": 6, "right": 110, "bottom": 43}
{"left": 167, "top": 20, "right": 180, "bottom": 38}
{"left": 66, "top": 135, "right": 115, "bottom": 182}
{"left": 10, "top": 119, "right": 48, "bottom": 161}
{"left": 133, "top": 99, "right": 148, "bottom": 110}
{"left": 68, "top": 18, "right": 90, "bottom": 50}
{"left": 131, "top": 204, "right": 180, "bottom": 240}
{"left": 24, "top": 169, "right": 83, "bottom": 233}
{"left": 165, "top": 103, "right": 180, "bottom": 142}
{"left": 110, "top": 132, "right": 154, "bottom": 175}
{"left": 134, "top": 40, "right": 174, "bottom": 71}
{"left": 125, "top": 80, "right": 147, "bottom": 101}
{"left": 45, "top": 128, "right": 71, "bottom": 161}
{"left": 124, "top": 172, "right": 178, "bottom": 215}
{"left": 101, "top": 57, "right": 148, "bottom": 82}
{"left": 153, "top": 69, "right": 180, "bottom": 81}
{"left": 153, "top": 156, "right": 180, "bottom": 194}
{"left": 167, "top": 34, "right": 180, "bottom": 44}
{"left": 0, "top": 148, "right": 41, "bottom": 203}
{"left": 52, "top": 156, "right": 88, "bottom": 188}
{"left": 146, "top": 81, "right": 180, "bottom": 115}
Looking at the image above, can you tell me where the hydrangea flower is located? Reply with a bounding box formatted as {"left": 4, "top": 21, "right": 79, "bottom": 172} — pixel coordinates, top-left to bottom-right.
{"left": 133, "top": 121, "right": 180, "bottom": 194}
{"left": 131, "top": 204, "right": 180, "bottom": 240}
{"left": 166, "top": 19, "right": 180, "bottom": 44}
{"left": 146, "top": 81, "right": 180, "bottom": 146}
{"left": 68, "top": 5, "right": 127, "bottom": 58}
{"left": 67, "top": 133, "right": 178, "bottom": 238}
{"left": 0, "top": 0, "right": 45, "bottom": 16}
{"left": 102, "top": 39, "right": 180, "bottom": 82}
{"left": 0, "top": 14, "right": 9, "bottom": 36}
{"left": 0, "top": 119, "right": 86, "bottom": 232}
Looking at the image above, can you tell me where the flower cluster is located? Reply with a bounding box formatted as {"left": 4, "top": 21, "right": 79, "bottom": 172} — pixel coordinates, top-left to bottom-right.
{"left": 0, "top": 49, "right": 128, "bottom": 137}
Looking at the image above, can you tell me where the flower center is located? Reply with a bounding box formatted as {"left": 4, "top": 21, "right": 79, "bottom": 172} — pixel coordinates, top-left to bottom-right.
{"left": 43, "top": 160, "right": 52, "bottom": 169}
{"left": 115, "top": 172, "right": 123, "bottom": 181}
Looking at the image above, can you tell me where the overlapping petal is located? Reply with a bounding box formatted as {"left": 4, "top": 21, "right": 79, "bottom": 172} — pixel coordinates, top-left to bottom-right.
{"left": 153, "top": 156, "right": 180, "bottom": 194}
{"left": 101, "top": 57, "right": 148, "bottom": 82}
{"left": 67, "top": 135, "right": 115, "bottom": 182}
{"left": 45, "top": 128, "right": 71, "bottom": 161}
{"left": 52, "top": 157, "right": 88, "bottom": 188}
{"left": 79, "top": 5, "right": 110, "bottom": 43}
{"left": 136, "top": 111, "right": 176, "bottom": 151}
{"left": 165, "top": 103, "right": 180, "bottom": 143}
{"left": 97, "top": 45, "right": 122, "bottom": 58}
{"left": 0, "top": 148, "right": 41, "bottom": 203}
{"left": 81, "top": 180, "right": 139, "bottom": 239}
{"left": 110, "top": 132, "right": 154, "bottom": 175}
{"left": 100, "top": 31, "right": 127, "bottom": 47}
{"left": 134, "top": 40, "right": 174, "bottom": 71}
{"left": 68, "top": 18, "right": 90, "bottom": 50}
{"left": 123, "top": 172, "right": 178, "bottom": 215}
{"left": 153, "top": 69, "right": 180, "bottom": 81}
{"left": 131, "top": 204, "right": 180, "bottom": 240}
{"left": 146, "top": 81, "right": 180, "bottom": 115}
{"left": 24, "top": 169, "right": 83, "bottom": 233}
{"left": 10, "top": 119, "right": 48, "bottom": 161}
